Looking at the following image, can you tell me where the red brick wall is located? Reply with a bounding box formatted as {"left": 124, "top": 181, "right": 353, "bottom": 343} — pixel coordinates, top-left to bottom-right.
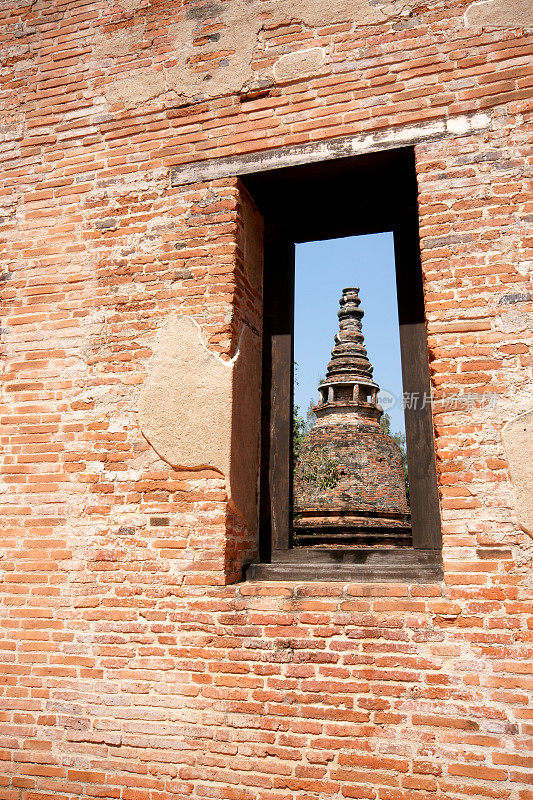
{"left": 1, "top": 1, "right": 532, "bottom": 798}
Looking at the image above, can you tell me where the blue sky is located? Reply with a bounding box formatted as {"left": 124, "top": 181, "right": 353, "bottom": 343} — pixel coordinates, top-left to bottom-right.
{"left": 294, "top": 232, "right": 406, "bottom": 435}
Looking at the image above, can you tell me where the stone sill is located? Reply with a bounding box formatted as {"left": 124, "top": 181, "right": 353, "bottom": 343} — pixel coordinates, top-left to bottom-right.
{"left": 246, "top": 547, "right": 443, "bottom": 582}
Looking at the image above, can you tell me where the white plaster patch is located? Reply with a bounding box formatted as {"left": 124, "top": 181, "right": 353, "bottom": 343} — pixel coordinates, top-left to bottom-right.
{"left": 465, "top": 0, "right": 533, "bottom": 28}
{"left": 517, "top": 260, "right": 533, "bottom": 277}
{"left": 276, "top": 0, "right": 386, "bottom": 26}
{"left": 446, "top": 113, "right": 491, "bottom": 135}
{"left": 502, "top": 410, "right": 533, "bottom": 537}
{"left": 273, "top": 48, "right": 326, "bottom": 83}
{"left": 106, "top": 70, "right": 166, "bottom": 107}
{"left": 166, "top": 1, "right": 259, "bottom": 101}
{"left": 139, "top": 315, "right": 261, "bottom": 531}
{"left": 117, "top": 0, "right": 145, "bottom": 9}
{"left": 496, "top": 310, "right": 532, "bottom": 335}
{"left": 94, "top": 24, "right": 145, "bottom": 58}
{"left": 139, "top": 315, "right": 234, "bottom": 476}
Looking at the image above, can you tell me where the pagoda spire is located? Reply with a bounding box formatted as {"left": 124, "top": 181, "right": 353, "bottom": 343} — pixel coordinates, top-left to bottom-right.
{"left": 315, "top": 288, "right": 382, "bottom": 422}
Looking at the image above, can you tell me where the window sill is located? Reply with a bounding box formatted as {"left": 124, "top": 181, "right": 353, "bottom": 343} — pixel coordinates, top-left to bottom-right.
{"left": 246, "top": 547, "right": 443, "bottom": 582}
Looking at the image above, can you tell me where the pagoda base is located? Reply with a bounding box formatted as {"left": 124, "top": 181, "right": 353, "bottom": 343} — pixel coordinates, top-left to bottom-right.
{"left": 294, "top": 527, "right": 412, "bottom": 548}
{"left": 293, "top": 508, "right": 412, "bottom": 547}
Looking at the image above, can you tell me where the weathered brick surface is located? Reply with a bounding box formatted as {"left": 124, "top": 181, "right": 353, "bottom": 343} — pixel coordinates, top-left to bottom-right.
{"left": 294, "top": 422, "right": 409, "bottom": 516}
{"left": 0, "top": 1, "right": 532, "bottom": 798}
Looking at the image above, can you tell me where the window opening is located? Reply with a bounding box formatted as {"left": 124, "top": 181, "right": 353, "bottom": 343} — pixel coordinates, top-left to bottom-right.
{"left": 293, "top": 233, "right": 411, "bottom": 551}
{"left": 241, "top": 145, "right": 443, "bottom": 581}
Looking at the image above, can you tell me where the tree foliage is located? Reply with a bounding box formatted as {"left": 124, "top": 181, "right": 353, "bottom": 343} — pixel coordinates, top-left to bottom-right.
{"left": 293, "top": 404, "right": 339, "bottom": 492}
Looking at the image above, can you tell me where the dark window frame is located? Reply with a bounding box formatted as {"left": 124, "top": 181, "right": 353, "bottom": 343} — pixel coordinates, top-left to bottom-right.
{"left": 242, "top": 146, "right": 443, "bottom": 582}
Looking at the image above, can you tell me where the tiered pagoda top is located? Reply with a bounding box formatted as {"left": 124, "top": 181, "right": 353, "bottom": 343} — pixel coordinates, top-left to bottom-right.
{"left": 315, "top": 287, "right": 382, "bottom": 423}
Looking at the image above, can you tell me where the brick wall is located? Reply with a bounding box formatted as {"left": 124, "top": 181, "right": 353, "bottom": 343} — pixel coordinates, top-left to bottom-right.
{"left": 1, "top": 1, "right": 532, "bottom": 799}
{"left": 294, "top": 422, "right": 409, "bottom": 516}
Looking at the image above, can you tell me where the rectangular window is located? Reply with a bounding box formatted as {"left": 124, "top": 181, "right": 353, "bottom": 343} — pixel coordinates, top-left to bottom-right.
{"left": 242, "top": 146, "right": 443, "bottom": 581}
{"left": 293, "top": 234, "right": 411, "bottom": 550}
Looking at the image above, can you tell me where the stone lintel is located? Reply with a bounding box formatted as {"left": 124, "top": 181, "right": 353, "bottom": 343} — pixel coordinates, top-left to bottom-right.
{"left": 170, "top": 113, "right": 492, "bottom": 187}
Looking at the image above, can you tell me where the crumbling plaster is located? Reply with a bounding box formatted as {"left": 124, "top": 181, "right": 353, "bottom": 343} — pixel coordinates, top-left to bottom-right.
{"left": 139, "top": 315, "right": 261, "bottom": 532}
{"left": 99, "top": 0, "right": 405, "bottom": 106}
{"left": 94, "top": 24, "right": 146, "bottom": 58}
{"left": 273, "top": 47, "right": 327, "bottom": 83}
{"left": 465, "top": 0, "right": 533, "bottom": 29}
{"left": 105, "top": 70, "right": 167, "bottom": 107}
{"left": 274, "top": 0, "right": 387, "bottom": 27}
{"left": 98, "top": 0, "right": 533, "bottom": 107}
{"left": 501, "top": 410, "right": 533, "bottom": 538}
{"left": 117, "top": 0, "right": 145, "bottom": 9}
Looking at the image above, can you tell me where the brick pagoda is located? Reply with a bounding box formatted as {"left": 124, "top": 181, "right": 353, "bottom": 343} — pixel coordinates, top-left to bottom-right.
{"left": 294, "top": 287, "right": 411, "bottom": 547}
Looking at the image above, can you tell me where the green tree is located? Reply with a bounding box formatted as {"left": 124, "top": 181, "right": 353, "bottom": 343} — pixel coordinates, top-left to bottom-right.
{"left": 293, "top": 403, "right": 339, "bottom": 492}
{"left": 292, "top": 403, "right": 309, "bottom": 460}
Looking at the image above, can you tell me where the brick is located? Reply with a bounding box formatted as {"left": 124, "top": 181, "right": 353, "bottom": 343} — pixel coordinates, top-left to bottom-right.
{"left": 0, "top": 4, "right": 532, "bottom": 800}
